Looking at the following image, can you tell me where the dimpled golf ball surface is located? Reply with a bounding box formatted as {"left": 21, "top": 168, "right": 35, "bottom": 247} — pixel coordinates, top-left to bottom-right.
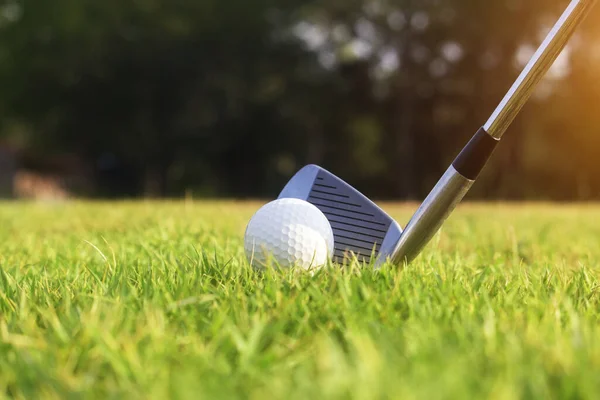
{"left": 244, "top": 198, "right": 334, "bottom": 269}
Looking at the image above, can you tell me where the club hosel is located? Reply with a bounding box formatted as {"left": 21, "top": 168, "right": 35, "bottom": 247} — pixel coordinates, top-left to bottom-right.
{"left": 391, "top": 128, "right": 499, "bottom": 265}
{"left": 390, "top": 166, "right": 473, "bottom": 265}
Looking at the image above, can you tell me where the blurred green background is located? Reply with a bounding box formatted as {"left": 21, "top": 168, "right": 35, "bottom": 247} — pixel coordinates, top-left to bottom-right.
{"left": 0, "top": 0, "right": 598, "bottom": 200}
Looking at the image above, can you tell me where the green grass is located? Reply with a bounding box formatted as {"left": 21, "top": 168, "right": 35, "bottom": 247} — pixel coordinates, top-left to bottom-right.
{"left": 1, "top": 200, "right": 600, "bottom": 399}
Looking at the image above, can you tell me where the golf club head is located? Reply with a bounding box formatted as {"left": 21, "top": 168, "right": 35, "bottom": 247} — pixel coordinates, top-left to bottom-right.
{"left": 278, "top": 164, "right": 402, "bottom": 266}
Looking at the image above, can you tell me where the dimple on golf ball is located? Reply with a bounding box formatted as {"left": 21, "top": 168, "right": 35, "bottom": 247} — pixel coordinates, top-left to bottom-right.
{"left": 244, "top": 198, "right": 334, "bottom": 270}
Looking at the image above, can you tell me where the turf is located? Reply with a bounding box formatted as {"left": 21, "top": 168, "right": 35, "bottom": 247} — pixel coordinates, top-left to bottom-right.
{"left": 1, "top": 201, "right": 600, "bottom": 399}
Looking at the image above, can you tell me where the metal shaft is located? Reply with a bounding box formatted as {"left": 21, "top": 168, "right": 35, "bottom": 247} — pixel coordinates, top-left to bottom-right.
{"left": 485, "top": 0, "right": 597, "bottom": 139}
{"left": 391, "top": 0, "right": 596, "bottom": 266}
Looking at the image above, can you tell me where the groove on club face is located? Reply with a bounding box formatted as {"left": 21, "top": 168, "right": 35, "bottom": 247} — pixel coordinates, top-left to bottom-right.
{"left": 278, "top": 165, "right": 402, "bottom": 265}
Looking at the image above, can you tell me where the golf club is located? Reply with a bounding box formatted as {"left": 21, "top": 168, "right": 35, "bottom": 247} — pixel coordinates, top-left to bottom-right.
{"left": 279, "top": 0, "right": 597, "bottom": 267}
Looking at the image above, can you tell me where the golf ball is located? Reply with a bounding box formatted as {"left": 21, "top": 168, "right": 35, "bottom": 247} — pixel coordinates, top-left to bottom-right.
{"left": 244, "top": 198, "right": 334, "bottom": 270}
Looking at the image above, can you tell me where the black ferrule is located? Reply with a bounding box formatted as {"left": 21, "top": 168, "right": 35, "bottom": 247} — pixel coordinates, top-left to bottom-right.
{"left": 452, "top": 127, "right": 500, "bottom": 180}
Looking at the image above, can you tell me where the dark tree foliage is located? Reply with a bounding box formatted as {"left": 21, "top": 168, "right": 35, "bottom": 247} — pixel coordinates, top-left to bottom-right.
{"left": 0, "top": 0, "right": 598, "bottom": 199}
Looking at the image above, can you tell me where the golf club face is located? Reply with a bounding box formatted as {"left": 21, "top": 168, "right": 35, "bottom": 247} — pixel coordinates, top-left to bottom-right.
{"left": 278, "top": 164, "right": 402, "bottom": 266}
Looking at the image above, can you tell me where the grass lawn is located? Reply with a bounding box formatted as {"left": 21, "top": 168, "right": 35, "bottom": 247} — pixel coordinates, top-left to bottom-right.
{"left": 1, "top": 201, "right": 600, "bottom": 399}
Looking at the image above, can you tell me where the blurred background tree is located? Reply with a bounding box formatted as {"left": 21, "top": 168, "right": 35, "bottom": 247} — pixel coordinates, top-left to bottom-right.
{"left": 0, "top": 0, "right": 598, "bottom": 200}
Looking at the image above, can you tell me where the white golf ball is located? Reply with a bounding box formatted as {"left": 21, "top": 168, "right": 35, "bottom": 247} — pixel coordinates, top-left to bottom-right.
{"left": 244, "top": 198, "right": 334, "bottom": 270}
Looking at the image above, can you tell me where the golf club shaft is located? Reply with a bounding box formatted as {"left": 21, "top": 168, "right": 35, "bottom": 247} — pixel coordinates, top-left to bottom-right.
{"left": 391, "top": 0, "right": 596, "bottom": 266}
{"left": 485, "top": 0, "right": 596, "bottom": 139}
